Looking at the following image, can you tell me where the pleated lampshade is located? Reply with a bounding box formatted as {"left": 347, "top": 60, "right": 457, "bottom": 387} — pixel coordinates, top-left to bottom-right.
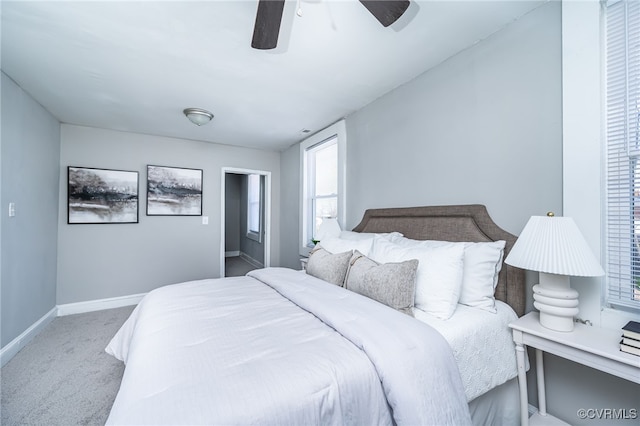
{"left": 316, "top": 218, "right": 342, "bottom": 241}
{"left": 505, "top": 215, "right": 604, "bottom": 277}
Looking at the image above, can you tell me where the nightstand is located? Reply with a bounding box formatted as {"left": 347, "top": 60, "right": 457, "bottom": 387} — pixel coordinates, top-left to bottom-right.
{"left": 300, "top": 257, "right": 308, "bottom": 271}
{"left": 510, "top": 312, "right": 640, "bottom": 426}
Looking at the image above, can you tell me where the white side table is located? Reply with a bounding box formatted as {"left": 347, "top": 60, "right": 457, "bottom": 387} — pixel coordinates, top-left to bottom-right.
{"left": 300, "top": 257, "right": 308, "bottom": 271}
{"left": 509, "top": 312, "right": 640, "bottom": 426}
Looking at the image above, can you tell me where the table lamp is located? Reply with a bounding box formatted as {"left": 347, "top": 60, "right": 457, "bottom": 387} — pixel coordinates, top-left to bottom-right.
{"left": 316, "top": 218, "right": 342, "bottom": 242}
{"left": 505, "top": 213, "right": 605, "bottom": 332}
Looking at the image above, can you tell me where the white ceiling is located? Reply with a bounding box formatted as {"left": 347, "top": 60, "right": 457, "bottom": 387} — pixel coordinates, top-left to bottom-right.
{"left": 1, "top": 0, "right": 545, "bottom": 151}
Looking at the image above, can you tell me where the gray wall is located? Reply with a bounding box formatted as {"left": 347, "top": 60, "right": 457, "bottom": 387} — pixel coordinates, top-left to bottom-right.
{"left": 345, "top": 3, "right": 562, "bottom": 235}
{"left": 279, "top": 143, "right": 301, "bottom": 270}
{"left": 1, "top": 72, "right": 60, "bottom": 346}
{"left": 57, "top": 124, "right": 280, "bottom": 304}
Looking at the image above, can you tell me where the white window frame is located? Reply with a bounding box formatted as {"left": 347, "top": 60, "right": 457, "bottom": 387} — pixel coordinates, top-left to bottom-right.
{"left": 299, "top": 120, "right": 346, "bottom": 256}
{"left": 605, "top": 0, "right": 640, "bottom": 311}
{"left": 246, "top": 174, "right": 262, "bottom": 242}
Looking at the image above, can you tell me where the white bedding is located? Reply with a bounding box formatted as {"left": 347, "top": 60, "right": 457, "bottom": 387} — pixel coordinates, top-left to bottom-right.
{"left": 106, "top": 267, "right": 472, "bottom": 425}
{"left": 414, "top": 300, "right": 519, "bottom": 401}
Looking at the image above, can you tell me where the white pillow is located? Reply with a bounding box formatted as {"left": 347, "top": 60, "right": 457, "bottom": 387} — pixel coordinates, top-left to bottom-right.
{"left": 389, "top": 236, "right": 505, "bottom": 313}
{"left": 457, "top": 241, "right": 505, "bottom": 312}
{"left": 369, "top": 236, "right": 464, "bottom": 319}
{"left": 319, "top": 236, "right": 374, "bottom": 257}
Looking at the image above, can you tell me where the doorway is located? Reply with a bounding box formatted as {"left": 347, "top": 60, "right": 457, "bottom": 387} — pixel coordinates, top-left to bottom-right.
{"left": 221, "top": 168, "right": 271, "bottom": 277}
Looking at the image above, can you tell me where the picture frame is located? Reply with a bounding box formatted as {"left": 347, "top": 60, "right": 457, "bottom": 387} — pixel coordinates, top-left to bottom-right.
{"left": 146, "top": 165, "right": 203, "bottom": 216}
{"left": 68, "top": 166, "right": 139, "bottom": 224}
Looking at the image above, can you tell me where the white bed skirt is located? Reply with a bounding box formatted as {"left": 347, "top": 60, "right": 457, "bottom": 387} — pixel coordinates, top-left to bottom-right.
{"left": 469, "top": 377, "right": 520, "bottom": 426}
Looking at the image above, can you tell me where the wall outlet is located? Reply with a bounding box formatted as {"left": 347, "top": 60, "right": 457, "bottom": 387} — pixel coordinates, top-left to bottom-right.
{"left": 8, "top": 202, "right": 15, "bottom": 217}
{"left": 202, "top": 216, "right": 208, "bottom": 225}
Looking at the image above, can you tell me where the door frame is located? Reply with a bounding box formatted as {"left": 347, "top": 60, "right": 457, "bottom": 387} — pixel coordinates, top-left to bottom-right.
{"left": 220, "top": 167, "right": 271, "bottom": 277}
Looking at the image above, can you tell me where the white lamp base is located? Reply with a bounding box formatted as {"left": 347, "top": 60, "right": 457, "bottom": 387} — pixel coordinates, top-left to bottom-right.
{"left": 532, "top": 272, "right": 579, "bottom": 332}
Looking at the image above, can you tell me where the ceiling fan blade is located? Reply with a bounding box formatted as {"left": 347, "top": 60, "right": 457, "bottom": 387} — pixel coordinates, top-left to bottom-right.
{"left": 251, "top": 0, "right": 286, "bottom": 50}
{"left": 359, "top": 0, "right": 410, "bottom": 27}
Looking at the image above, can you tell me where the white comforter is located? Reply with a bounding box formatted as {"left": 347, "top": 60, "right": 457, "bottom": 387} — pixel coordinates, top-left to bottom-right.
{"left": 106, "top": 267, "right": 471, "bottom": 425}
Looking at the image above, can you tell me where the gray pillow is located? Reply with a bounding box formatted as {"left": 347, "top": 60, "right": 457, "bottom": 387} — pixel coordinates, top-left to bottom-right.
{"left": 345, "top": 250, "right": 418, "bottom": 316}
{"left": 306, "top": 247, "right": 352, "bottom": 286}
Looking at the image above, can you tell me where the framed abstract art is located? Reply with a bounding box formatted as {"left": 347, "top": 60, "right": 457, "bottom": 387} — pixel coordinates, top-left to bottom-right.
{"left": 68, "top": 166, "right": 139, "bottom": 224}
{"left": 146, "top": 165, "right": 203, "bottom": 216}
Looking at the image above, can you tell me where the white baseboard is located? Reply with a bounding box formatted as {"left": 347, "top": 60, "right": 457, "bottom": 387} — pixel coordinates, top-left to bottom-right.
{"left": 226, "top": 251, "right": 263, "bottom": 268}
{"left": 239, "top": 252, "right": 264, "bottom": 268}
{"left": 57, "top": 293, "right": 146, "bottom": 316}
{"left": 0, "top": 307, "right": 57, "bottom": 367}
{"left": 1, "top": 293, "right": 146, "bottom": 366}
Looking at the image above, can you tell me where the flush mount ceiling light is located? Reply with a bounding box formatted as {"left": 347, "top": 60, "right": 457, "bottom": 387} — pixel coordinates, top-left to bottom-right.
{"left": 183, "top": 108, "right": 214, "bottom": 126}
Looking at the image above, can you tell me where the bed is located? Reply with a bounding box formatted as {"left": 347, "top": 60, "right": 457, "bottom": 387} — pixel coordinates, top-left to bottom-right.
{"left": 106, "top": 204, "right": 526, "bottom": 425}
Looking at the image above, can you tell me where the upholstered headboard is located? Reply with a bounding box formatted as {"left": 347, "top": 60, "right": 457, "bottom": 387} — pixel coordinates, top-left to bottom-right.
{"left": 352, "top": 204, "right": 525, "bottom": 316}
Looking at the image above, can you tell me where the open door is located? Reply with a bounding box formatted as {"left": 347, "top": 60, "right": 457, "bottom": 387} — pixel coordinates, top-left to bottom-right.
{"left": 221, "top": 168, "right": 271, "bottom": 277}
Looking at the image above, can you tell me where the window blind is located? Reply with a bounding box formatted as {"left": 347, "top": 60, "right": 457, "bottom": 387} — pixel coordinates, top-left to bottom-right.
{"left": 606, "top": 0, "right": 640, "bottom": 309}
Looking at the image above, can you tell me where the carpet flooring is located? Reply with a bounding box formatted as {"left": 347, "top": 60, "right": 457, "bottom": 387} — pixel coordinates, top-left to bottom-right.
{"left": 2, "top": 265, "right": 257, "bottom": 425}
{"left": 1, "top": 305, "right": 134, "bottom": 426}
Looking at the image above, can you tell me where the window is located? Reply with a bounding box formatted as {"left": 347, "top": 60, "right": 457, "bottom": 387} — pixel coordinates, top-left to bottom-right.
{"left": 605, "top": 0, "right": 640, "bottom": 309}
{"left": 247, "top": 174, "right": 262, "bottom": 242}
{"left": 300, "top": 120, "right": 346, "bottom": 255}
{"left": 307, "top": 138, "right": 338, "bottom": 243}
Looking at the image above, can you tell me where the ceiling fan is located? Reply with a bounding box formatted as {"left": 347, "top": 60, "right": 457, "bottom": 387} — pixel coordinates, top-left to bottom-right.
{"left": 251, "top": 0, "right": 411, "bottom": 50}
